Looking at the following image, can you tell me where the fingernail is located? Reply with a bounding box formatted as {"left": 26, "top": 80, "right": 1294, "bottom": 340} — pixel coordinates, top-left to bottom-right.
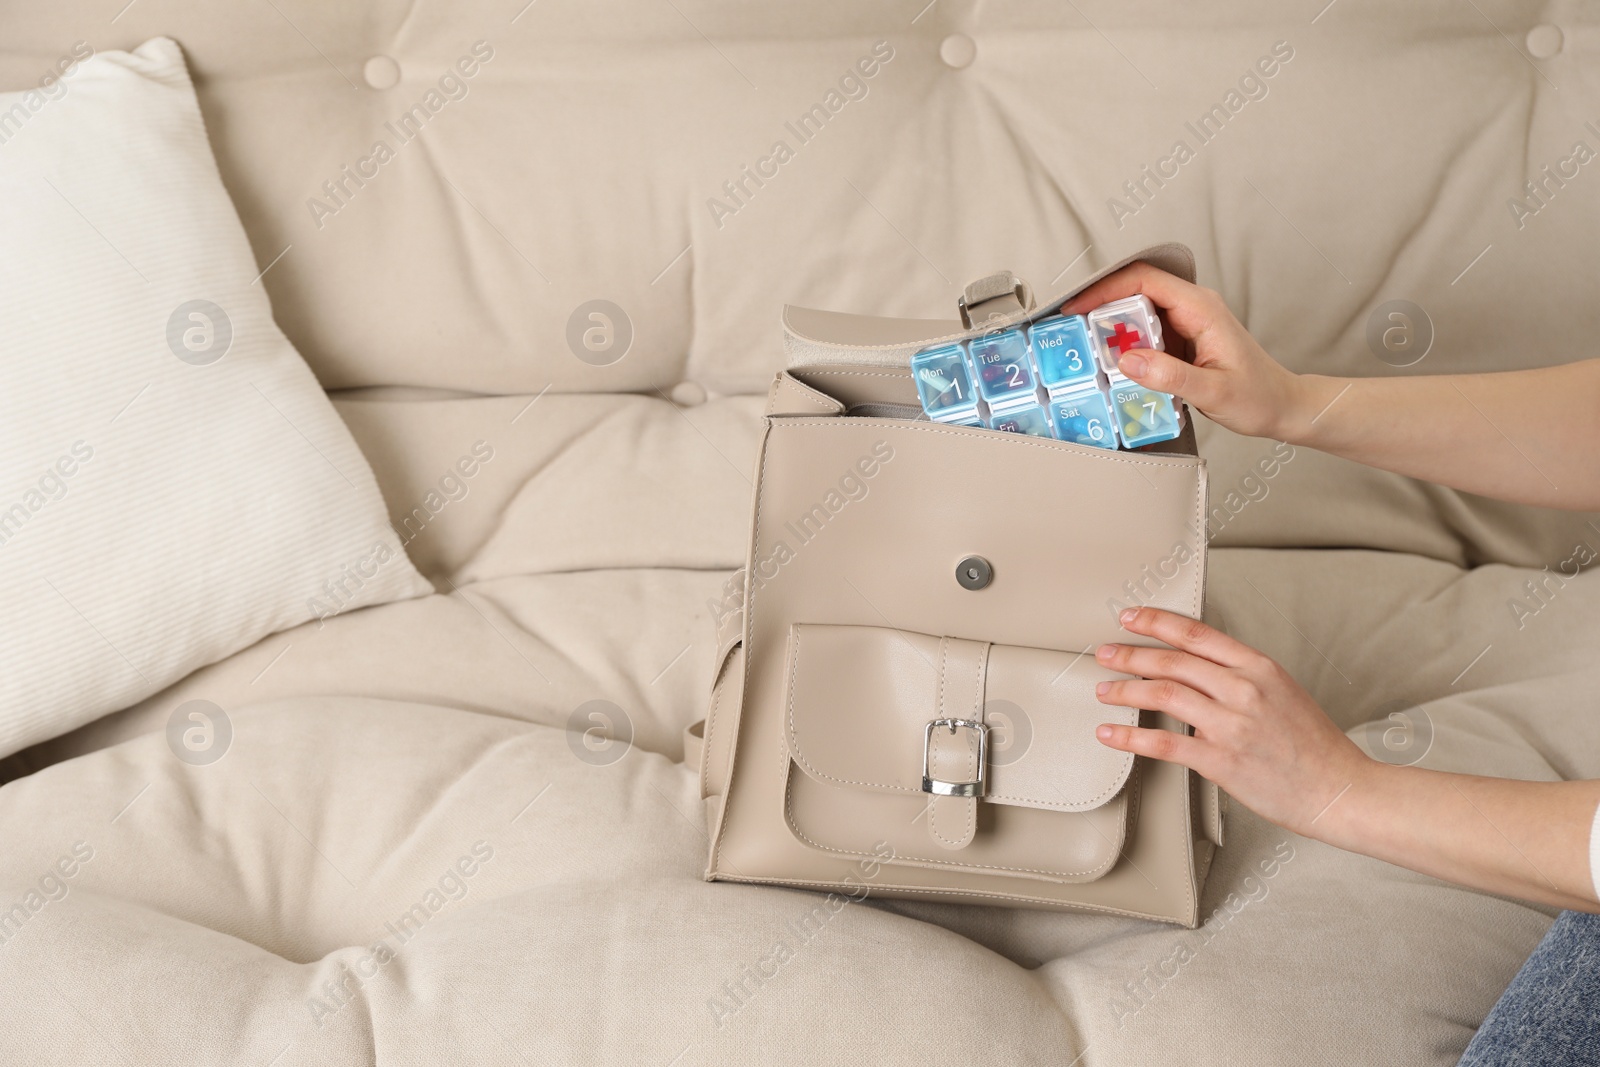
{"left": 1119, "top": 608, "right": 1137, "bottom": 625}
{"left": 1096, "top": 725, "right": 1114, "bottom": 741}
{"left": 1118, "top": 353, "right": 1148, "bottom": 377}
{"left": 1095, "top": 681, "right": 1110, "bottom": 696}
{"left": 1096, "top": 644, "right": 1116, "bottom": 660}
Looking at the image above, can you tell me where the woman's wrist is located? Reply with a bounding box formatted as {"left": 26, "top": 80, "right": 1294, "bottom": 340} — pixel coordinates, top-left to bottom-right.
{"left": 1272, "top": 372, "right": 1345, "bottom": 448}
{"left": 1288, "top": 750, "right": 1392, "bottom": 846}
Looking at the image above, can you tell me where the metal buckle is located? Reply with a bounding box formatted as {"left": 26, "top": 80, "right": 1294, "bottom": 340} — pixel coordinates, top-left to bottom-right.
{"left": 921, "top": 718, "right": 988, "bottom": 797}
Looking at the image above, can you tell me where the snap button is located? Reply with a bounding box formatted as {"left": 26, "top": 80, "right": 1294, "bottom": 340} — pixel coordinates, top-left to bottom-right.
{"left": 1526, "top": 24, "right": 1563, "bottom": 59}
{"left": 669, "top": 381, "right": 707, "bottom": 407}
{"left": 939, "top": 34, "right": 977, "bottom": 70}
{"left": 955, "top": 555, "right": 992, "bottom": 590}
{"left": 362, "top": 55, "right": 401, "bottom": 90}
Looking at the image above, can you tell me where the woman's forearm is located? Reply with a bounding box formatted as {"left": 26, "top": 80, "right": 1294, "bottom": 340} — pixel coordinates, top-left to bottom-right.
{"left": 1313, "top": 762, "right": 1600, "bottom": 913}
{"left": 1279, "top": 363, "right": 1600, "bottom": 510}
{"left": 1063, "top": 263, "right": 1600, "bottom": 508}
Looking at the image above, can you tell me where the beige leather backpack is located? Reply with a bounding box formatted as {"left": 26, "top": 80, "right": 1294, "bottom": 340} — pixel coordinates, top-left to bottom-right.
{"left": 690, "top": 243, "right": 1222, "bottom": 927}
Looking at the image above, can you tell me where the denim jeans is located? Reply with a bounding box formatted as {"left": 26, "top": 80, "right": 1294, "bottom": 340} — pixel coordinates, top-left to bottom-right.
{"left": 1458, "top": 910, "right": 1600, "bottom": 1066}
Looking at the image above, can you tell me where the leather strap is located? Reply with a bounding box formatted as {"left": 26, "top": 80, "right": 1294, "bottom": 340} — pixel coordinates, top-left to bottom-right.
{"left": 926, "top": 636, "right": 990, "bottom": 851}
{"left": 959, "top": 270, "right": 1035, "bottom": 329}
{"left": 1202, "top": 779, "right": 1226, "bottom": 846}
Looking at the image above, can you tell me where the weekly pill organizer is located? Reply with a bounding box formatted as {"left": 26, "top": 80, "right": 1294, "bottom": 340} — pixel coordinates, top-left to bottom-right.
{"left": 910, "top": 294, "right": 1184, "bottom": 449}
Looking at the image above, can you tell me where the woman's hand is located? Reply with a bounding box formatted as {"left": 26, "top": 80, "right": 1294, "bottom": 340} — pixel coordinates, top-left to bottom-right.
{"left": 1095, "top": 607, "right": 1600, "bottom": 912}
{"left": 1061, "top": 262, "right": 1306, "bottom": 440}
{"left": 1093, "top": 606, "right": 1373, "bottom": 836}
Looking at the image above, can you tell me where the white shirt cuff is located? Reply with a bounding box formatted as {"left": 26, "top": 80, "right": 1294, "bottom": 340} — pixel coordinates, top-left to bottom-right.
{"left": 1590, "top": 800, "right": 1600, "bottom": 902}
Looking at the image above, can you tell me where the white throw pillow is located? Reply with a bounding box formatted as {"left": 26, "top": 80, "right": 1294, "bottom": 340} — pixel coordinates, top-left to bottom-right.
{"left": 0, "top": 38, "right": 433, "bottom": 758}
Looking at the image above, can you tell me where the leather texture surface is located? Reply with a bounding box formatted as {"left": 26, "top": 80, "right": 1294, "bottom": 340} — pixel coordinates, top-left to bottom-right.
{"left": 785, "top": 624, "right": 1137, "bottom": 812}
{"left": 705, "top": 266, "right": 1214, "bottom": 919}
{"left": 783, "top": 624, "right": 1138, "bottom": 870}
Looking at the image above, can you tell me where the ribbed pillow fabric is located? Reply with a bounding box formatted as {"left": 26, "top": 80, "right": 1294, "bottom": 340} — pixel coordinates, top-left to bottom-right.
{"left": 0, "top": 38, "right": 433, "bottom": 758}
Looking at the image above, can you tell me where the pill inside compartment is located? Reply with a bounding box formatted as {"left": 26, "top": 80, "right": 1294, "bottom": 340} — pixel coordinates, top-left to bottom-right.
{"left": 1027, "top": 315, "right": 1097, "bottom": 392}
{"left": 903, "top": 293, "right": 1186, "bottom": 450}
{"left": 1109, "top": 381, "right": 1182, "bottom": 447}
{"left": 1047, "top": 386, "right": 1118, "bottom": 449}
{"left": 988, "top": 401, "right": 1052, "bottom": 438}
{"left": 1086, "top": 295, "right": 1165, "bottom": 375}
{"left": 1086, "top": 294, "right": 1183, "bottom": 447}
{"left": 968, "top": 327, "right": 1036, "bottom": 405}
{"left": 909, "top": 342, "right": 979, "bottom": 422}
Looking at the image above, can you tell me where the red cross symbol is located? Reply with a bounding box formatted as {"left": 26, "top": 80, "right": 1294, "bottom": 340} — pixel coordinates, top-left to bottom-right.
{"left": 1106, "top": 321, "right": 1143, "bottom": 355}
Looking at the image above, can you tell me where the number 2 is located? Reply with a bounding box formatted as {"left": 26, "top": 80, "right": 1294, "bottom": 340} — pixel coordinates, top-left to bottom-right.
{"left": 1006, "top": 363, "right": 1023, "bottom": 388}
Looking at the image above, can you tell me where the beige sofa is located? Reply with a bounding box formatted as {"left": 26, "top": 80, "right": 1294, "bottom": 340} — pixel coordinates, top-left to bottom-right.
{"left": 2, "top": 0, "right": 1597, "bottom": 1063}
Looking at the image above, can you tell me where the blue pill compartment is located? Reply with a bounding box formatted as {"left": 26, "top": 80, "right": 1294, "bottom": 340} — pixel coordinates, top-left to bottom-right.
{"left": 905, "top": 297, "right": 1186, "bottom": 450}
{"left": 1108, "top": 379, "right": 1183, "bottom": 447}
{"left": 986, "top": 399, "right": 1052, "bottom": 438}
{"left": 967, "top": 328, "right": 1036, "bottom": 404}
{"left": 1046, "top": 386, "right": 1118, "bottom": 449}
{"left": 1028, "top": 315, "right": 1097, "bottom": 391}
{"left": 910, "top": 343, "right": 979, "bottom": 421}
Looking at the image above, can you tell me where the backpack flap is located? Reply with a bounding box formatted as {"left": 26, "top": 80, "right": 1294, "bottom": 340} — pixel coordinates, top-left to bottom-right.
{"left": 784, "top": 623, "right": 1138, "bottom": 882}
